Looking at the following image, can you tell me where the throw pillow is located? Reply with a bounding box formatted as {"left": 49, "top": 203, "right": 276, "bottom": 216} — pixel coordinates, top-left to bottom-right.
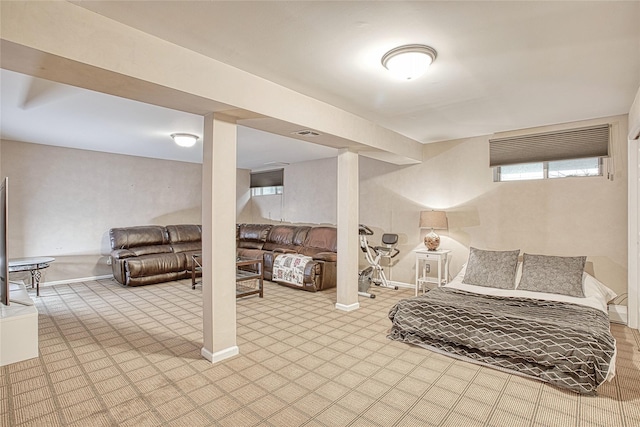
{"left": 517, "top": 253, "right": 586, "bottom": 297}
{"left": 462, "top": 247, "right": 520, "bottom": 289}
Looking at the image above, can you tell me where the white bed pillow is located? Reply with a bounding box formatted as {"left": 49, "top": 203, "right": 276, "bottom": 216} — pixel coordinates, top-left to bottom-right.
{"left": 583, "top": 272, "right": 617, "bottom": 303}
{"left": 449, "top": 264, "right": 617, "bottom": 314}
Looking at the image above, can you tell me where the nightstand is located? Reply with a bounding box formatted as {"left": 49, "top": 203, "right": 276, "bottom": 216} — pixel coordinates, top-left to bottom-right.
{"left": 414, "top": 249, "right": 451, "bottom": 296}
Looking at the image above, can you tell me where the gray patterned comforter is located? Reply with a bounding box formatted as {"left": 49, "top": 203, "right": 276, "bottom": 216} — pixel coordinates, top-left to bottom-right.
{"left": 388, "top": 287, "right": 615, "bottom": 394}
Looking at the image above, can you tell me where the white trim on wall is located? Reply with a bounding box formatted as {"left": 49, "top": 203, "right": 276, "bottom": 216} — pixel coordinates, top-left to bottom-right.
{"left": 43, "top": 275, "right": 115, "bottom": 286}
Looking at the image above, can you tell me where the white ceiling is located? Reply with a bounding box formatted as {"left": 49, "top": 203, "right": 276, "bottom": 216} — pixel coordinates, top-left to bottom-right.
{"left": 0, "top": 69, "right": 338, "bottom": 169}
{"left": 2, "top": 1, "right": 639, "bottom": 169}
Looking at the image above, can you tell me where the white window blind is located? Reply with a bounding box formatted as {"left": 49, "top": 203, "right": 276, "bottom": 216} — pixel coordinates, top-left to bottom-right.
{"left": 489, "top": 124, "right": 610, "bottom": 167}
{"left": 250, "top": 169, "right": 284, "bottom": 188}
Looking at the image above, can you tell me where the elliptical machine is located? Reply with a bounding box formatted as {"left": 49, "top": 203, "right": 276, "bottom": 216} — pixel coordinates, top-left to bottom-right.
{"left": 358, "top": 224, "right": 400, "bottom": 299}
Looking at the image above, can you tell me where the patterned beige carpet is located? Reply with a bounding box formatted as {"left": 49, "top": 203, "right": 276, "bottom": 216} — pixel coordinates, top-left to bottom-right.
{"left": 1, "top": 278, "right": 639, "bottom": 426}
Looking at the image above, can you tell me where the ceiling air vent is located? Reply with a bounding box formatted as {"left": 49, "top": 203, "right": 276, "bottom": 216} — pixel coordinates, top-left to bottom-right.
{"left": 292, "top": 130, "right": 321, "bottom": 137}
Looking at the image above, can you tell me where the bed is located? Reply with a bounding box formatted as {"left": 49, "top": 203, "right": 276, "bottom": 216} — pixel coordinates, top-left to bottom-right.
{"left": 388, "top": 248, "right": 617, "bottom": 395}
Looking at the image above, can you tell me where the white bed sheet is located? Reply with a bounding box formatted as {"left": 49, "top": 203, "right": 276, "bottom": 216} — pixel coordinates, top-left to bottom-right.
{"left": 445, "top": 264, "right": 616, "bottom": 315}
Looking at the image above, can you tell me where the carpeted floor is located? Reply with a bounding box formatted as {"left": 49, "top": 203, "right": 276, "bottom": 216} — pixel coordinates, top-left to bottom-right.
{"left": 1, "top": 278, "right": 639, "bottom": 426}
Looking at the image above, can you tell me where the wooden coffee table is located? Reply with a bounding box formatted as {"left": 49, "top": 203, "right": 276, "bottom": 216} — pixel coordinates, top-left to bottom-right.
{"left": 191, "top": 254, "right": 263, "bottom": 298}
{"left": 236, "top": 257, "right": 263, "bottom": 298}
{"left": 191, "top": 254, "right": 202, "bottom": 289}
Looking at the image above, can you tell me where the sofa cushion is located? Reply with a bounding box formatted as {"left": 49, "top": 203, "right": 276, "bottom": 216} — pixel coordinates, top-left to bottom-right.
{"left": 263, "top": 225, "right": 301, "bottom": 251}
{"left": 238, "top": 224, "right": 271, "bottom": 242}
{"left": 167, "top": 224, "right": 201, "bottom": 244}
{"left": 237, "top": 248, "right": 266, "bottom": 262}
{"left": 303, "top": 226, "right": 337, "bottom": 252}
{"left": 238, "top": 240, "right": 265, "bottom": 249}
{"left": 130, "top": 245, "right": 173, "bottom": 257}
{"left": 110, "top": 248, "right": 136, "bottom": 260}
{"left": 171, "top": 242, "right": 201, "bottom": 254}
{"left": 125, "top": 253, "right": 186, "bottom": 278}
{"left": 126, "top": 272, "right": 187, "bottom": 287}
{"left": 293, "top": 226, "right": 312, "bottom": 246}
{"left": 312, "top": 252, "right": 337, "bottom": 262}
{"left": 110, "top": 225, "right": 168, "bottom": 249}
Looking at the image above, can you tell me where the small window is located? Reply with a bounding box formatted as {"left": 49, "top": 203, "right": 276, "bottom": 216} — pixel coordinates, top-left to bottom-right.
{"left": 494, "top": 157, "right": 603, "bottom": 182}
{"left": 548, "top": 157, "right": 601, "bottom": 178}
{"left": 250, "top": 169, "right": 284, "bottom": 196}
{"left": 497, "top": 162, "right": 544, "bottom": 181}
{"left": 490, "top": 124, "right": 609, "bottom": 182}
{"left": 251, "top": 186, "right": 283, "bottom": 196}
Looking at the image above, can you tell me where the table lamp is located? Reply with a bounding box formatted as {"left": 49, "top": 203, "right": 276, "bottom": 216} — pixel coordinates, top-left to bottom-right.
{"left": 419, "top": 210, "right": 448, "bottom": 251}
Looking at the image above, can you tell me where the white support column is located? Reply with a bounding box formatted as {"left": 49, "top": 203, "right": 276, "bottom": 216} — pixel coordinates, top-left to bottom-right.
{"left": 335, "top": 148, "right": 360, "bottom": 311}
{"left": 201, "top": 113, "right": 239, "bottom": 362}
{"left": 628, "top": 138, "right": 639, "bottom": 329}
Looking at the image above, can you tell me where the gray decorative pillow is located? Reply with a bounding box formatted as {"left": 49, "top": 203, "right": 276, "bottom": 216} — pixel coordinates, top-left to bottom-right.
{"left": 517, "top": 253, "right": 586, "bottom": 297}
{"left": 462, "top": 247, "right": 520, "bottom": 289}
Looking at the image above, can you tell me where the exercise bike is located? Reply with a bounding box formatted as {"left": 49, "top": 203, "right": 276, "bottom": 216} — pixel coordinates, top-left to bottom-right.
{"left": 358, "top": 224, "right": 400, "bottom": 299}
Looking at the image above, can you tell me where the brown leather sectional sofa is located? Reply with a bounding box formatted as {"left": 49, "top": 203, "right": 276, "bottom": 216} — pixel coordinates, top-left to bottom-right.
{"left": 109, "top": 223, "right": 337, "bottom": 292}
{"left": 236, "top": 224, "right": 337, "bottom": 292}
{"left": 109, "top": 224, "right": 202, "bottom": 286}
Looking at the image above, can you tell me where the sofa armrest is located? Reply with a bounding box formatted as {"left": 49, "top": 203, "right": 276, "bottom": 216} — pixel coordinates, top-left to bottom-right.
{"left": 274, "top": 248, "right": 297, "bottom": 254}
{"left": 313, "top": 252, "right": 337, "bottom": 262}
{"left": 111, "top": 249, "right": 136, "bottom": 259}
{"left": 301, "top": 258, "right": 337, "bottom": 291}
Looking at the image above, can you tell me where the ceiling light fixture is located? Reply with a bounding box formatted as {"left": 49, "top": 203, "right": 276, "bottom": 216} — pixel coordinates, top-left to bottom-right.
{"left": 381, "top": 44, "right": 437, "bottom": 80}
{"left": 171, "top": 133, "right": 199, "bottom": 147}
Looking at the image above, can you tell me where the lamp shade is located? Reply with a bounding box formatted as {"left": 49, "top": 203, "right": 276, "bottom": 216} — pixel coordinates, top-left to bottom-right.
{"left": 419, "top": 210, "right": 448, "bottom": 230}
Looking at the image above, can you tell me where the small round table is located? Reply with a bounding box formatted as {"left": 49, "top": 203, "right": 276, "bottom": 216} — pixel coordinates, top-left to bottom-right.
{"left": 8, "top": 257, "right": 55, "bottom": 297}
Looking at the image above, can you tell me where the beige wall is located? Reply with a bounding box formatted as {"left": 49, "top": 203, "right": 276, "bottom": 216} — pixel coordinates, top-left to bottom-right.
{"left": 249, "top": 157, "right": 337, "bottom": 225}
{"left": 1, "top": 140, "right": 202, "bottom": 283}
{"left": 244, "top": 115, "right": 628, "bottom": 296}
{"left": 370, "top": 116, "right": 627, "bottom": 293}
{"left": 360, "top": 115, "right": 628, "bottom": 296}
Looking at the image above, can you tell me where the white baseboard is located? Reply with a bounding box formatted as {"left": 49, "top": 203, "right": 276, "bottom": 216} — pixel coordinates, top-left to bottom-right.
{"left": 335, "top": 302, "right": 360, "bottom": 311}
{"left": 41, "top": 275, "right": 114, "bottom": 287}
{"left": 390, "top": 280, "right": 414, "bottom": 289}
{"left": 609, "top": 304, "right": 628, "bottom": 325}
{"left": 201, "top": 345, "right": 239, "bottom": 363}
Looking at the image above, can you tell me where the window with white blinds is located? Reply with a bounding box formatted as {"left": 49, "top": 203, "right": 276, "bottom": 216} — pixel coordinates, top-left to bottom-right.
{"left": 490, "top": 124, "right": 610, "bottom": 182}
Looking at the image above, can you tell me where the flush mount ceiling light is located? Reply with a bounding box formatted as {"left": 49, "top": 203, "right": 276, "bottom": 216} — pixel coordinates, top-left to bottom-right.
{"left": 171, "top": 133, "right": 199, "bottom": 147}
{"left": 381, "top": 44, "right": 437, "bottom": 80}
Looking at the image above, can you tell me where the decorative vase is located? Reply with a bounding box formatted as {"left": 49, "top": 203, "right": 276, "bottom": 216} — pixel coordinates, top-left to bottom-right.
{"left": 424, "top": 229, "right": 440, "bottom": 251}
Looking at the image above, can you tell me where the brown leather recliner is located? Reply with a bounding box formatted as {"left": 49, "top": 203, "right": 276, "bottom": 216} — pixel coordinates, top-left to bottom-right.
{"left": 109, "top": 224, "right": 201, "bottom": 286}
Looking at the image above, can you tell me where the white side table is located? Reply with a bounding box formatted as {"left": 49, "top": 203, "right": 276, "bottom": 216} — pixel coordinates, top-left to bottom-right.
{"left": 414, "top": 249, "right": 451, "bottom": 296}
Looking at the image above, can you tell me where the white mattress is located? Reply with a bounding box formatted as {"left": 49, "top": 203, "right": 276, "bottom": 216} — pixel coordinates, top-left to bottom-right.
{"left": 445, "top": 264, "right": 616, "bottom": 315}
